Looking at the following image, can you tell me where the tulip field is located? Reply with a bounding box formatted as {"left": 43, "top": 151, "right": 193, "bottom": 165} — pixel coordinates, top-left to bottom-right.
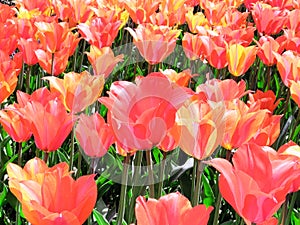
{"left": 1, "top": 0, "right": 300, "bottom": 224}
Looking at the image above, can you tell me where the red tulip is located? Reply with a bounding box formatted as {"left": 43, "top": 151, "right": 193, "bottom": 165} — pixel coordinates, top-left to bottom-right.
{"left": 126, "top": 23, "right": 181, "bottom": 65}
{"left": 75, "top": 113, "right": 114, "bottom": 158}
{"left": 7, "top": 157, "right": 97, "bottom": 225}
{"left": 247, "top": 90, "right": 282, "bottom": 112}
{"left": 206, "top": 143, "right": 300, "bottom": 224}
{"left": 182, "top": 32, "right": 209, "bottom": 61}
{"left": 99, "top": 73, "right": 191, "bottom": 151}
{"left": 135, "top": 192, "right": 213, "bottom": 225}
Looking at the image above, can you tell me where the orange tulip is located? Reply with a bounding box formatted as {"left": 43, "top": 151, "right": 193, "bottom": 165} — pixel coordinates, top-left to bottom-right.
{"left": 226, "top": 43, "right": 257, "bottom": 77}
{"left": 135, "top": 192, "right": 213, "bottom": 225}
{"left": 77, "top": 17, "right": 121, "bottom": 49}
{"left": 0, "top": 51, "right": 22, "bottom": 103}
{"left": 0, "top": 20, "right": 18, "bottom": 55}
{"left": 196, "top": 79, "right": 249, "bottom": 102}
{"left": 247, "top": 90, "right": 282, "bottom": 112}
{"left": 0, "top": 108, "right": 32, "bottom": 143}
{"left": 99, "top": 73, "right": 191, "bottom": 151}
{"left": 126, "top": 23, "right": 181, "bottom": 65}
{"left": 182, "top": 32, "right": 209, "bottom": 61}
{"left": 202, "top": 1, "right": 227, "bottom": 26}
{"left": 85, "top": 46, "right": 123, "bottom": 78}
{"left": 51, "top": 0, "right": 94, "bottom": 27}
{"left": 172, "top": 94, "right": 225, "bottom": 160}
{"left": 251, "top": 2, "right": 288, "bottom": 36}
{"left": 0, "top": 3, "right": 15, "bottom": 23}
{"left": 256, "top": 36, "right": 285, "bottom": 66}
{"left": 206, "top": 143, "right": 300, "bottom": 225}
{"left": 44, "top": 71, "right": 104, "bottom": 113}
{"left": 14, "top": 0, "right": 52, "bottom": 15}
{"left": 15, "top": 88, "right": 74, "bottom": 152}
{"left": 159, "top": 69, "right": 193, "bottom": 87}
{"left": 290, "top": 80, "right": 300, "bottom": 107}
{"left": 278, "top": 141, "right": 300, "bottom": 159}
{"left": 123, "top": 0, "right": 160, "bottom": 24}
{"left": 274, "top": 50, "right": 300, "bottom": 87}
{"left": 75, "top": 113, "right": 114, "bottom": 158}
{"left": 7, "top": 157, "right": 97, "bottom": 225}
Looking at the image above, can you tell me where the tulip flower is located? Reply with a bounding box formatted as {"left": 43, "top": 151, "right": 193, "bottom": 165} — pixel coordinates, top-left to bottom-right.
{"left": 135, "top": 192, "right": 213, "bottom": 225}
{"left": 15, "top": 88, "right": 74, "bottom": 152}
{"left": 0, "top": 51, "right": 22, "bottom": 103}
{"left": 14, "top": 0, "right": 52, "bottom": 15}
{"left": 7, "top": 157, "right": 97, "bottom": 225}
{"left": 123, "top": 0, "right": 160, "bottom": 24}
{"left": 226, "top": 43, "right": 257, "bottom": 77}
{"left": 0, "top": 20, "right": 18, "bottom": 55}
{"left": 159, "top": 69, "right": 193, "bottom": 87}
{"left": 185, "top": 10, "right": 209, "bottom": 33}
{"left": 0, "top": 3, "right": 15, "bottom": 23}
{"left": 206, "top": 143, "right": 300, "bottom": 224}
{"left": 247, "top": 90, "right": 282, "bottom": 112}
{"left": 51, "top": 0, "right": 94, "bottom": 27}
{"left": 256, "top": 36, "right": 285, "bottom": 66}
{"left": 202, "top": 1, "right": 227, "bottom": 26}
{"left": 182, "top": 33, "right": 209, "bottom": 61}
{"left": 290, "top": 80, "right": 300, "bottom": 107}
{"left": 172, "top": 94, "right": 225, "bottom": 160}
{"left": 44, "top": 71, "right": 105, "bottom": 113}
{"left": 85, "top": 46, "right": 123, "bottom": 78}
{"left": 75, "top": 113, "right": 114, "bottom": 158}
{"left": 78, "top": 17, "right": 121, "bottom": 49}
{"left": 196, "top": 79, "right": 249, "bottom": 102}
{"left": 0, "top": 108, "right": 32, "bottom": 143}
{"left": 126, "top": 23, "right": 181, "bottom": 65}
{"left": 251, "top": 2, "right": 288, "bottom": 36}
{"left": 278, "top": 141, "right": 300, "bottom": 159}
{"left": 274, "top": 50, "right": 300, "bottom": 87}
{"left": 99, "top": 73, "right": 191, "bottom": 151}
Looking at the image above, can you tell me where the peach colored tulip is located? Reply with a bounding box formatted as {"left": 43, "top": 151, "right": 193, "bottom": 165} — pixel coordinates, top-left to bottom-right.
{"left": 44, "top": 71, "right": 104, "bottom": 113}
{"left": 274, "top": 50, "right": 300, "bottom": 87}
{"left": 75, "top": 113, "right": 114, "bottom": 158}
{"left": 159, "top": 69, "right": 193, "bottom": 87}
{"left": 290, "top": 80, "right": 300, "bottom": 107}
{"left": 126, "top": 23, "right": 181, "bottom": 65}
{"left": 206, "top": 143, "right": 300, "bottom": 225}
{"left": 226, "top": 43, "right": 257, "bottom": 77}
{"left": 86, "top": 46, "right": 123, "bottom": 78}
{"left": 7, "top": 158, "right": 96, "bottom": 225}
{"left": 135, "top": 192, "right": 213, "bottom": 225}
{"left": 182, "top": 33, "right": 209, "bottom": 61}
{"left": 172, "top": 94, "right": 225, "bottom": 160}
{"left": 99, "top": 73, "right": 191, "bottom": 151}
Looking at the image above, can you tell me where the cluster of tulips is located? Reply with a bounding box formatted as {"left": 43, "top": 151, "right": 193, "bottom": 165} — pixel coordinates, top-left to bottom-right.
{"left": 0, "top": 0, "right": 300, "bottom": 225}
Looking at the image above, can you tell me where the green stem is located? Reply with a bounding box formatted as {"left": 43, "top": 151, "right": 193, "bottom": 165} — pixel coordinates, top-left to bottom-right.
{"left": 156, "top": 151, "right": 167, "bottom": 199}
{"left": 192, "top": 160, "right": 204, "bottom": 206}
{"left": 284, "top": 192, "right": 297, "bottom": 225}
{"left": 76, "top": 151, "right": 82, "bottom": 179}
{"left": 264, "top": 66, "right": 272, "bottom": 91}
{"left": 79, "top": 40, "right": 87, "bottom": 72}
{"left": 26, "top": 66, "right": 32, "bottom": 93}
{"left": 281, "top": 194, "right": 290, "bottom": 225}
{"left": 18, "top": 61, "right": 24, "bottom": 91}
{"left": 73, "top": 44, "right": 79, "bottom": 72}
{"left": 191, "top": 159, "right": 198, "bottom": 201}
{"left": 128, "top": 151, "right": 143, "bottom": 223}
{"left": 69, "top": 128, "right": 75, "bottom": 171}
{"left": 117, "top": 154, "right": 131, "bottom": 225}
{"left": 146, "top": 150, "right": 155, "bottom": 198}
{"left": 212, "top": 175, "right": 222, "bottom": 225}
{"left": 17, "top": 142, "right": 22, "bottom": 166}
{"left": 43, "top": 152, "right": 49, "bottom": 164}
{"left": 148, "top": 63, "right": 153, "bottom": 74}
{"left": 283, "top": 91, "right": 291, "bottom": 115}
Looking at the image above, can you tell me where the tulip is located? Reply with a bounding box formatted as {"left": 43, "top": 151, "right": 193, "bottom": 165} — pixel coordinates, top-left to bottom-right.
{"left": 182, "top": 33, "right": 209, "bottom": 61}
{"left": 247, "top": 90, "right": 282, "bottom": 112}
{"left": 206, "top": 143, "right": 300, "bottom": 224}
{"left": 172, "top": 94, "right": 225, "bottom": 160}
{"left": 135, "top": 192, "right": 213, "bottom": 225}
{"left": 7, "top": 157, "right": 97, "bottom": 225}
{"left": 85, "top": 46, "right": 123, "bottom": 78}
{"left": 226, "top": 43, "right": 257, "bottom": 77}
{"left": 290, "top": 80, "right": 300, "bottom": 107}
{"left": 126, "top": 23, "right": 181, "bottom": 65}
{"left": 77, "top": 17, "right": 121, "bottom": 49}
{"left": 75, "top": 113, "right": 114, "bottom": 158}
{"left": 185, "top": 10, "right": 209, "bottom": 33}
{"left": 251, "top": 2, "right": 288, "bottom": 36}
{"left": 274, "top": 50, "right": 300, "bottom": 87}
{"left": 99, "top": 73, "right": 191, "bottom": 151}
{"left": 159, "top": 69, "right": 193, "bottom": 87}
{"left": 44, "top": 71, "right": 105, "bottom": 113}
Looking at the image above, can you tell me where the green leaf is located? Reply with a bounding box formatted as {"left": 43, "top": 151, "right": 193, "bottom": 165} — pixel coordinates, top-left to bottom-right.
{"left": 0, "top": 184, "right": 8, "bottom": 208}
{"left": 93, "top": 209, "right": 109, "bottom": 225}
{"left": 152, "top": 147, "right": 163, "bottom": 164}
{"left": 202, "top": 173, "right": 215, "bottom": 207}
